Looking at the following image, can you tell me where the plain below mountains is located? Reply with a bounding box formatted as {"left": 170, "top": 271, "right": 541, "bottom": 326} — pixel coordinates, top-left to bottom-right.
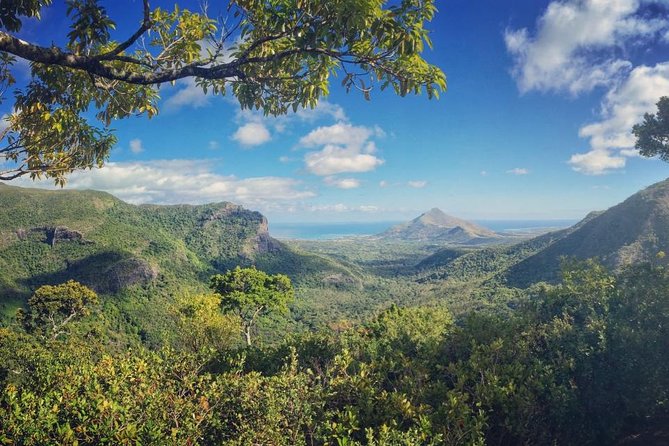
{"left": 378, "top": 208, "right": 501, "bottom": 244}
{"left": 418, "top": 178, "right": 669, "bottom": 287}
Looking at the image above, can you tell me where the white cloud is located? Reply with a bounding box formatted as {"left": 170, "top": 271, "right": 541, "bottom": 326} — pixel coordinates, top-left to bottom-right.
{"left": 305, "top": 146, "right": 384, "bottom": 176}
{"left": 407, "top": 180, "right": 428, "bottom": 188}
{"left": 324, "top": 176, "right": 361, "bottom": 189}
{"left": 379, "top": 180, "right": 389, "bottom": 188}
{"left": 129, "top": 138, "right": 144, "bottom": 154}
{"left": 232, "top": 122, "right": 271, "bottom": 147}
{"left": 305, "top": 203, "right": 379, "bottom": 213}
{"left": 235, "top": 100, "right": 348, "bottom": 135}
{"left": 208, "top": 140, "right": 219, "bottom": 150}
{"left": 568, "top": 149, "right": 626, "bottom": 175}
{"left": 300, "top": 123, "right": 385, "bottom": 176}
{"left": 505, "top": 0, "right": 668, "bottom": 94}
{"left": 163, "top": 78, "right": 211, "bottom": 111}
{"left": 13, "top": 160, "right": 314, "bottom": 207}
{"left": 480, "top": 170, "right": 488, "bottom": 176}
{"left": 294, "top": 101, "right": 347, "bottom": 122}
{"left": 569, "top": 62, "right": 669, "bottom": 174}
{"left": 506, "top": 168, "right": 529, "bottom": 175}
{"left": 299, "top": 122, "right": 383, "bottom": 148}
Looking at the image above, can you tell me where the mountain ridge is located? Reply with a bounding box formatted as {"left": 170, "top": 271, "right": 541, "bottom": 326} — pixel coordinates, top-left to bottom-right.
{"left": 378, "top": 207, "right": 499, "bottom": 244}
{"left": 414, "top": 178, "right": 669, "bottom": 288}
{"left": 504, "top": 178, "right": 669, "bottom": 286}
{"left": 0, "top": 184, "right": 356, "bottom": 313}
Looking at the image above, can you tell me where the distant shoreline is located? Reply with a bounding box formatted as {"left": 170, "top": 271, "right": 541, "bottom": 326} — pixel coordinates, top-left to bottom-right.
{"left": 270, "top": 219, "right": 579, "bottom": 241}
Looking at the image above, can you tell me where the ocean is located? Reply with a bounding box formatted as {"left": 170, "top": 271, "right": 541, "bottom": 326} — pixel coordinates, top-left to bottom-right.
{"left": 269, "top": 219, "right": 579, "bottom": 240}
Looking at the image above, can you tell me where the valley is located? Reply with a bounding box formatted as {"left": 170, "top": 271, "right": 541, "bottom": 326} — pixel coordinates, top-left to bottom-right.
{"left": 1, "top": 180, "right": 669, "bottom": 445}
{"left": 3, "top": 178, "right": 669, "bottom": 341}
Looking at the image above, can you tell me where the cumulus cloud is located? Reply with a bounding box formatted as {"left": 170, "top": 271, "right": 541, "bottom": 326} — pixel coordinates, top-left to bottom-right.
{"left": 13, "top": 159, "right": 314, "bottom": 207}
{"left": 235, "top": 100, "right": 348, "bottom": 135}
{"left": 407, "top": 180, "right": 428, "bottom": 188}
{"left": 323, "top": 176, "right": 361, "bottom": 189}
{"left": 232, "top": 122, "right": 271, "bottom": 147}
{"left": 569, "top": 149, "right": 626, "bottom": 175}
{"left": 305, "top": 147, "right": 383, "bottom": 176}
{"left": 569, "top": 62, "right": 669, "bottom": 174}
{"left": 230, "top": 101, "right": 349, "bottom": 149}
{"left": 129, "top": 138, "right": 144, "bottom": 154}
{"left": 294, "top": 101, "right": 347, "bottom": 122}
{"left": 506, "top": 168, "right": 529, "bottom": 175}
{"left": 300, "top": 123, "right": 385, "bottom": 176}
{"left": 505, "top": 0, "right": 668, "bottom": 94}
{"left": 163, "top": 78, "right": 211, "bottom": 111}
{"left": 305, "top": 203, "right": 379, "bottom": 213}
{"left": 299, "top": 122, "right": 383, "bottom": 148}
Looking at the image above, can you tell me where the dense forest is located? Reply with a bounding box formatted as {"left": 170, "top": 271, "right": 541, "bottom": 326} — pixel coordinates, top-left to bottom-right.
{"left": 2, "top": 0, "right": 669, "bottom": 444}
{"left": 1, "top": 260, "right": 668, "bottom": 444}
{"left": 1, "top": 181, "right": 669, "bottom": 444}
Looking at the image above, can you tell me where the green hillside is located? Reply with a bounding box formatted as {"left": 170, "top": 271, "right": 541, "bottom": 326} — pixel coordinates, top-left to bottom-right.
{"left": 0, "top": 184, "right": 358, "bottom": 333}
{"left": 505, "top": 179, "right": 669, "bottom": 286}
{"left": 414, "top": 178, "right": 669, "bottom": 289}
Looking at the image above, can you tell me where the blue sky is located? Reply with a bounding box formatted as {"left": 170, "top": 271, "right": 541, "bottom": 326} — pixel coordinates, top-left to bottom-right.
{"left": 7, "top": 0, "right": 669, "bottom": 222}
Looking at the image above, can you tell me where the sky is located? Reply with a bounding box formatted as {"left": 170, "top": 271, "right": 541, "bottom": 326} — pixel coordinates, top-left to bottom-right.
{"left": 6, "top": 0, "right": 669, "bottom": 222}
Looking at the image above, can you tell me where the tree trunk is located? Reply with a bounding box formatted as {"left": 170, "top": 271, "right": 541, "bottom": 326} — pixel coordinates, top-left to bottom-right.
{"left": 244, "top": 326, "right": 252, "bottom": 346}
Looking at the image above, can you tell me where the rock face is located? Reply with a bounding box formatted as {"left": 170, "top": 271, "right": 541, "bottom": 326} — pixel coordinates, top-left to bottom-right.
{"left": 16, "top": 226, "right": 90, "bottom": 246}
{"left": 250, "top": 217, "right": 282, "bottom": 255}
{"left": 101, "top": 258, "right": 159, "bottom": 293}
{"left": 380, "top": 208, "right": 499, "bottom": 244}
{"left": 44, "top": 226, "right": 86, "bottom": 247}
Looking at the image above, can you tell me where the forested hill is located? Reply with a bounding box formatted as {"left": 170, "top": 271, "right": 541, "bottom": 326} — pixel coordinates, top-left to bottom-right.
{"left": 415, "top": 178, "right": 669, "bottom": 288}
{"left": 378, "top": 207, "right": 500, "bottom": 244}
{"left": 0, "top": 183, "right": 353, "bottom": 317}
{"left": 504, "top": 178, "right": 669, "bottom": 286}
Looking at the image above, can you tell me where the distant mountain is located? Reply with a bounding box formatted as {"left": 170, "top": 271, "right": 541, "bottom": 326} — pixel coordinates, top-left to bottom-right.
{"left": 415, "top": 211, "right": 599, "bottom": 283}
{"left": 378, "top": 208, "right": 499, "bottom": 244}
{"left": 504, "top": 179, "right": 669, "bottom": 286}
{"left": 0, "top": 183, "right": 356, "bottom": 319}
{"left": 416, "top": 179, "right": 669, "bottom": 288}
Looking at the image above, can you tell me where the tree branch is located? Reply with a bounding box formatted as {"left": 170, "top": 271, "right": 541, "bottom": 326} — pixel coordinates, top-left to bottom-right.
{"left": 0, "top": 29, "right": 395, "bottom": 87}
{"left": 95, "top": 0, "right": 152, "bottom": 60}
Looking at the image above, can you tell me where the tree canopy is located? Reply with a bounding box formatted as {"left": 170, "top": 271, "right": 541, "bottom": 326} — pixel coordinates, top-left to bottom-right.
{"left": 210, "top": 266, "right": 294, "bottom": 345}
{"left": 18, "top": 280, "right": 98, "bottom": 339}
{"left": 633, "top": 96, "right": 669, "bottom": 161}
{"left": 0, "top": 0, "right": 445, "bottom": 183}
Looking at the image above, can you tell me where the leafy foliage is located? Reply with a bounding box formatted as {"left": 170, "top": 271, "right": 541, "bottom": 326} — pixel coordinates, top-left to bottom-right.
{"left": 0, "top": 0, "right": 445, "bottom": 182}
{"left": 633, "top": 96, "right": 669, "bottom": 161}
{"left": 210, "top": 266, "right": 294, "bottom": 345}
{"left": 18, "top": 280, "right": 97, "bottom": 339}
{"left": 1, "top": 261, "right": 668, "bottom": 444}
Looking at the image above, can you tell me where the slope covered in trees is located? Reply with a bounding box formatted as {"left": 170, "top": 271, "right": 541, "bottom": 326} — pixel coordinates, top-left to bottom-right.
{"left": 1, "top": 261, "right": 667, "bottom": 445}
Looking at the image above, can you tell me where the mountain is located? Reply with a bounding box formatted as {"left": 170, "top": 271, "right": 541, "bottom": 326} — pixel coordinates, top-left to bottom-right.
{"left": 415, "top": 211, "right": 600, "bottom": 283}
{"left": 416, "top": 179, "right": 669, "bottom": 288}
{"left": 503, "top": 179, "right": 669, "bottom": 286}
{"left": 0, "top": 183, "right": 356, "bottom": 320}
{"left": 378, "top": 208, "right": 499, "bottom": 244}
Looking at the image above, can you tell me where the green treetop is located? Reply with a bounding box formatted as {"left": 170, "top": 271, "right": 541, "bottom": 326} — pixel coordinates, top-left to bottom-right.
{"left": 0, "top": 0, "right": 445, "bottom": 184}
{"left": 18, "top": 280, "right": 98, "bottom": 340}
{"left": 210, "top": 266, "right": 294, "bottom": 346}
{"left": 633, "top": 96, "right": 669, "bottom": 161}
